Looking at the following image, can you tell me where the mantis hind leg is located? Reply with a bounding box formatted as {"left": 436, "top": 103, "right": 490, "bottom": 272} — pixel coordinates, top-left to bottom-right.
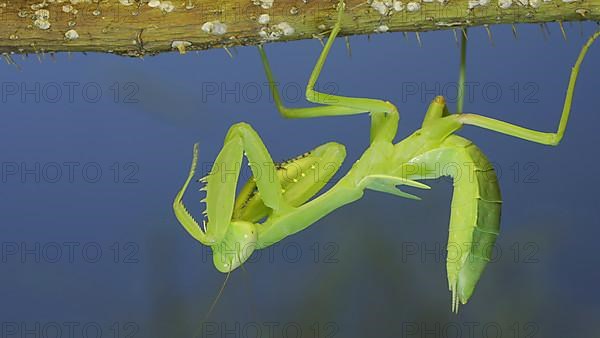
{"left": 449, "top": 30, "right": 600, "bottom": 146}
{"left": 422, "top": 28, "right": 466, "bottom": 126}
{"left": 259, "top": 0, "right": 399, "bottom": 143}
{"left": 457, "top": 29, "right": 467, "bottom": 114}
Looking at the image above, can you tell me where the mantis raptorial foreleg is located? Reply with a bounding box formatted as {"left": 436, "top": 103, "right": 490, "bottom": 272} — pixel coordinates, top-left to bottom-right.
{"left": 173, "top": 142, "right": 258, "bottom": 273}
{"left": 173, "top": 143, "right": 208, "bottom": 244}
{"left": 207, "top": 122, "right": 286, "bottom": 237}
{"left": 174, "top": 122, "right": 289, "bottom": 271}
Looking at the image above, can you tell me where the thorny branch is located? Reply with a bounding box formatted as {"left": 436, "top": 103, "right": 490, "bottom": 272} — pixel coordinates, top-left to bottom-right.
{"left": 0, "top": 0, "right": 599, "bottom": 57}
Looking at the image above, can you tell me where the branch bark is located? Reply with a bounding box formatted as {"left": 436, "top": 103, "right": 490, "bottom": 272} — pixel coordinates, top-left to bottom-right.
{"left": 1, "top": 0, "right": 598, "bottom": 56}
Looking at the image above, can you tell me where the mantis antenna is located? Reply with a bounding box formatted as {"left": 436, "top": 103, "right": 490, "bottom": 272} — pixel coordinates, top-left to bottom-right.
{"left": 194, "top": 269, "right": 232, "bottom": 338}
{"left": 193, "top": 253, "right": 257, "bottom": 337}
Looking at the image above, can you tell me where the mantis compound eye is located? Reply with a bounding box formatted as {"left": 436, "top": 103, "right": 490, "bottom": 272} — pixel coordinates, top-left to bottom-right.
{"left": 210, "top": 221, "right": 258, "bottom": 273}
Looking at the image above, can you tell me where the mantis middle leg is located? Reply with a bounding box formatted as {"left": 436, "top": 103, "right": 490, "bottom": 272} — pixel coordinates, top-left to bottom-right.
{"left": 259, "top": 0, "right": 399, "bottom": 143}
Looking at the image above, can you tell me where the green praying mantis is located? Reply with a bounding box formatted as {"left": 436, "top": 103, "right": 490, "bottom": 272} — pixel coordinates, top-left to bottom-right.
{"left": 174, "top": 0, "right": 600, "bottom": 313}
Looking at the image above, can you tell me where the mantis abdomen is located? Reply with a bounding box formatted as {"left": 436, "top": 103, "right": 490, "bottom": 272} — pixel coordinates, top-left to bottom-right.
{"left": 407, "top": 135, "right": 501, "bottom": 312}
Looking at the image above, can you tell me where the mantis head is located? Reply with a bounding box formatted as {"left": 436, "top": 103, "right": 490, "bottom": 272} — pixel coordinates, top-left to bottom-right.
{"left": 209, "top": 220, "right": 258, "bottom": 273}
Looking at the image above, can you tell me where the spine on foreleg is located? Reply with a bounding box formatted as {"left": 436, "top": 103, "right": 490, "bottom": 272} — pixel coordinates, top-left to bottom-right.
{"left": 447, "top": 139, "right": 501, "bottom": 312}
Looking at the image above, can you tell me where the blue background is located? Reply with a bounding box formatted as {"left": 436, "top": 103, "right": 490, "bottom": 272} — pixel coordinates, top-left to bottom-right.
{"left": 0, "top": 22, "right": 598, "bottom": 337}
